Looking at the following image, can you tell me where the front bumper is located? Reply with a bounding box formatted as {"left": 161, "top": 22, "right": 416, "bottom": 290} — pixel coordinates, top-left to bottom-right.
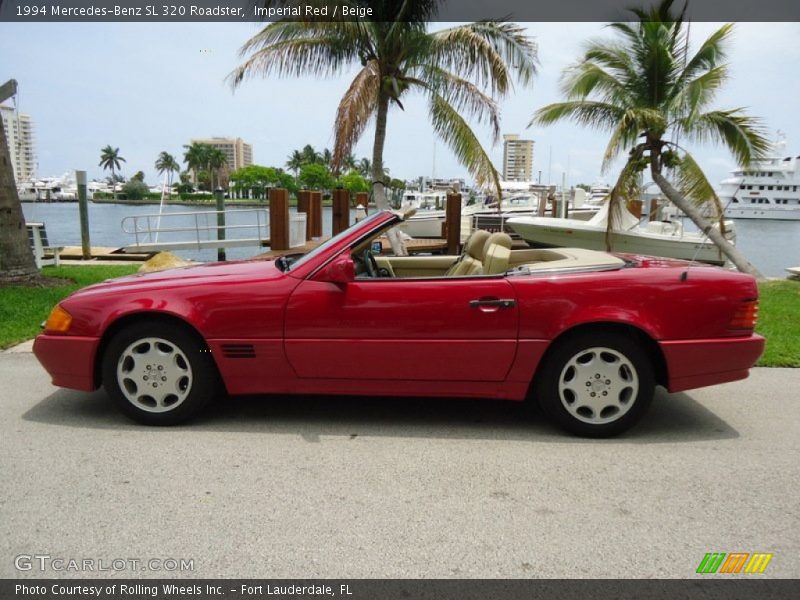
{"left": 33, "top": 334, "right": 101, "bottom": 392}
{"left": 660, "top": 334, "right": 766, "bottom": 393}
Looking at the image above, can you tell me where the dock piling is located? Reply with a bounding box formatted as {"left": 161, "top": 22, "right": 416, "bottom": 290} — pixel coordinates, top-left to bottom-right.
{"left": 332, "top": 188, "right": 350, "bottom": 235}
{"left": 76, "top": 170, "right": 90, "bottom": 260}
{"left": 269, "top": 188, "right": 290, "bottom": 251}
{"left": 445, "top": 192, "right": 462, "bottom": 255}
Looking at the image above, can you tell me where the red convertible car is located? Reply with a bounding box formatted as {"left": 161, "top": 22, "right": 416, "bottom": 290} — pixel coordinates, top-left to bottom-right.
{"left": 34, "top": 209, "right": 764, "bottom": 437}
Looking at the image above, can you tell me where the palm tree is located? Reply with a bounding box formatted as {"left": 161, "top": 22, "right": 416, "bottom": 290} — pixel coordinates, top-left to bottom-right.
{"left": 531, "top": 0, "right": 769, "bottom": 277}
{"left": 154, "top": 151, "right": 180, "bottom": 197}
{"left": 183, "top": 142, "right": 210, "bottom": 189}
{"left": 342, "top": 153, "right": 358, "bottom": 173}
{"left": 357, "top": 158, "right": 372, "bottom": 179}
{"left": 320, "top": 148, "right": 333, "bottom": 169}
{"left": 99, "top": 145, "right": 125, "bottom": 198}
{"left": 207, "top": 148, "right": 228, "bottom": 190}
{"left": 0, "top": 116, "right": 38, "bottom": 282}
{"left": 228, "top": 1, "right": 537, "bottom": 254}
{"left": 286, "top": 149, "right": 304, "bottom": 180}
{"left": 300, "top": 144, "right": 319, "bottom": 165}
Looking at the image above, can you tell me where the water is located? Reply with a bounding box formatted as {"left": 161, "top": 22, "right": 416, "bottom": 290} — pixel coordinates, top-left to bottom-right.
{"left": 21, "top": 201, "right": 355, "bottom": 263}
{"left": 20, "top": 201, "right": 800, "bottom": 276}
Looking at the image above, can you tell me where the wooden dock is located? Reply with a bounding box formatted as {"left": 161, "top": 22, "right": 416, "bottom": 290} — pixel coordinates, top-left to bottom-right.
{"left": 59, "top": 246, "right": 156, "bottom": 262}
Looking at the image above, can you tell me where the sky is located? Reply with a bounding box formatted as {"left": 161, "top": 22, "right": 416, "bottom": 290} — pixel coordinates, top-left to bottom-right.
{"left": 1, "top": 20, "right": 799, "bottom": 188}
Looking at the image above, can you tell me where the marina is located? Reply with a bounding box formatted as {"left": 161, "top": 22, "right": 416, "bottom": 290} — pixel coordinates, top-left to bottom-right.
{"left": 19, "top": 200, "right": 800, "bottom": 277}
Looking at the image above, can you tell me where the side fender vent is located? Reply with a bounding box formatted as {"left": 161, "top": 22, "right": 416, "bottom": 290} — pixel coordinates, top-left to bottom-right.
{"left": 221, "top": 343, "right": 256, "bottom": 359}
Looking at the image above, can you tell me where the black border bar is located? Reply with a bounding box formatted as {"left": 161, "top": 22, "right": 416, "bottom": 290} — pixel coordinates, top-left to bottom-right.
{"left": 3, "top": 579, "right": 800, "bottom": 600}
{"left": 1, "top": 0, "right": 799, "bottom": 22}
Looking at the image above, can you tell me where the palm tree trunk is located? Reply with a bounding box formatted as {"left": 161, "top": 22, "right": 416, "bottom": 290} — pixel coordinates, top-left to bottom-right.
{"left": 651, "top": 169, "right": 764, "bottom": 279}
{"left": 0, "top": 117, "right": 39, "bottom": 282}
{"left": 372, "top": 91, "right": 407, "bottom": 256}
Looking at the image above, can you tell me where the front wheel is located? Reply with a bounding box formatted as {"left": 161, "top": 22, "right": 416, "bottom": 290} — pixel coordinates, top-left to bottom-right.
{"left": 102, "top": 321, "right": 219, "bottom": 425}
{"left": 534, "top": 332, "right": 655, "bottom": 437}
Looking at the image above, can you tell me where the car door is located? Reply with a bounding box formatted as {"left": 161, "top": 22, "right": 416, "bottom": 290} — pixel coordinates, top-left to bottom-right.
{"left": 284, "top": 271, "right": 519, "bottom": 382}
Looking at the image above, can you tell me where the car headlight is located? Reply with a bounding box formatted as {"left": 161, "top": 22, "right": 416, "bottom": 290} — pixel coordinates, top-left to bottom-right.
{"left": 43, "top": 305, "right": 72, "bottom": 334}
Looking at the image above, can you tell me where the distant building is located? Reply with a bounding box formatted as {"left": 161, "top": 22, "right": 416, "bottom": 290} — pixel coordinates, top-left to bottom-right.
{"left": 0, "top": 104, "right": 36, "bottom": 182}
{"left": 502, "top": 134, "right": 534, "bottom": 182}
{"left": 190, "top": 136, "right": 253, "bottom": 171}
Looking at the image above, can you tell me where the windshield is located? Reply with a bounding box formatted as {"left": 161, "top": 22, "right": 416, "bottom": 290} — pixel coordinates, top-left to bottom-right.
{"left": 286, "top": 211, "right": 391, "bottom": 271}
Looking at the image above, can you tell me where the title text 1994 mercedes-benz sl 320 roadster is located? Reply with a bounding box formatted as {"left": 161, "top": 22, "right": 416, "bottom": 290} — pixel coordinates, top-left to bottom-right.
{"left": 34, "top": 209, "right": 764, "bottom": 437}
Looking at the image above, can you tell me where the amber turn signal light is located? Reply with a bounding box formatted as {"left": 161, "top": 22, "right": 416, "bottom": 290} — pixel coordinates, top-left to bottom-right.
{"left": 729, "top": 299, "right": 759, "bottom": 331}
{"left": 44, "top": 305, "right": 73, "bottom": 334}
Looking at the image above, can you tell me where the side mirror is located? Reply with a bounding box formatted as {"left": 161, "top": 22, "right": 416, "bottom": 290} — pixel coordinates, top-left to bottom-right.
{"left": 317, "top": 254, "right": 355, "bottom": 284}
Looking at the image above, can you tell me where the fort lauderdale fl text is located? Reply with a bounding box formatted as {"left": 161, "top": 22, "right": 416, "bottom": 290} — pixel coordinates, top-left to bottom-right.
{"left": 16, "top": 583, "right": 354, "bottom": 597}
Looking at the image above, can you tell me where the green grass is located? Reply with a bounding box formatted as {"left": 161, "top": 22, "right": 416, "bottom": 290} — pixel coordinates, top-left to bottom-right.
{"left": 1, "top": 265, "right": 798, "bottom": 368}
{"left": 756, "top": 280, "right": 800, "bottom": 367}
{"left": 0, "top": 265, "right": 138, "bottom": 350}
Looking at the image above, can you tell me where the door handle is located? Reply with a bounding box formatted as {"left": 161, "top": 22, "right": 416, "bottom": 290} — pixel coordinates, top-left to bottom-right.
{"left": 469, "top": 298, "right": 516, "bottom": 309}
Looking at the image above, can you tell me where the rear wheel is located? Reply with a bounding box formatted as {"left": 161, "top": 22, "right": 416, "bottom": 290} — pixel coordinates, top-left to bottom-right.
{"left": 102, "top": 321, "right": 218, "bottom": 425}
{"left": 534, "top": 332, "right": 654, "bottom": 437}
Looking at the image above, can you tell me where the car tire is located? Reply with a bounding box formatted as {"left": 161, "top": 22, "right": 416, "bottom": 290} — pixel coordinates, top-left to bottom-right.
{"left": 534, "top": 332, "right": 654, "bottom": 438}
{"left": 102, "top": 321, "right": 218, "bottom": 425}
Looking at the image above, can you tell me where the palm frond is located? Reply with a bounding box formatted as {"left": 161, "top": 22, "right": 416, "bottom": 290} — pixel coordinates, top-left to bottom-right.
{"left": 678, "top": 109, "right": 770, "bottom": 165}
{"left": 561, "top": 60, "right": 632, "bottom": 105}
{"left": 605, "top": 157, "right": 643, "bottom": 250}
{"left": 428, "top": 92, "right": 501, "bottom": 198}
{"left": 678, "top": 23, "right": 733, "bottom": 84}
{"left": 668, "top": 64, "right": 728, "bottom": 119}
{"left": 673, "top": 150, "right": 723, "bottom": 213}
{"left": 331, "top": 60, "right": 380, "bottom": 172}
{"left": 228, "top": 24, "right": 360, "bottom": 86}
{"left": 411, "top": 65, "right": 500, "bottom": 143}
{"left": 532, "top": 100, "right": 626, "bottom": 131}
{"left": 430, "top": 21, "right": 537, "bottom": 96}
{"left": 601, "top": 112, "right": 648, "bottom": 170}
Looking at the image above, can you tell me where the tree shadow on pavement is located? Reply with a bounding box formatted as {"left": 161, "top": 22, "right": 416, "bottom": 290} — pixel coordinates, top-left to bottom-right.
{"left": 22, "top": 385, "right": 738, "bottom": 444}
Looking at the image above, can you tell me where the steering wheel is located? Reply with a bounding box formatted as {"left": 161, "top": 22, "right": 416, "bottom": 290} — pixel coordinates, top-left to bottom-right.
{"left": 362, "top": 249, "right": 379, "bottom": 278}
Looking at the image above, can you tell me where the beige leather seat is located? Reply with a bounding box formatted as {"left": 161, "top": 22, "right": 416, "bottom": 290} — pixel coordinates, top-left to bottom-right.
{"left": 482, "top": 232, "right": 513, "bottom": 275}
{"left": 446, "top": 230, "right": 490, "bottom": 276}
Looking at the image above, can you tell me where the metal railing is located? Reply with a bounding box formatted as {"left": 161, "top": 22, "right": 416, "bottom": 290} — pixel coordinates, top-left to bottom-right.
{"left": 121, "top": 208, "right": 270, "bottom": 251}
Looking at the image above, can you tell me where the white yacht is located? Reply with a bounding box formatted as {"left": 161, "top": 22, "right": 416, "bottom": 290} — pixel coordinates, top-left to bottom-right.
{"left": 587, "top": 179, "right": 611, "bottom": 207}
{"left": 397, "top": 189, "right": 484, "bottom": 238}
{"left": 720, "top": 134, "right": 800, "bottom": 220}
{"left": 507, "top": 202, "right": 736, "bottom": 266}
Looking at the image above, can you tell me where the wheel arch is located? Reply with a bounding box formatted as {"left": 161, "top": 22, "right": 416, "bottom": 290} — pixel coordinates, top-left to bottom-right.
{"left": 93, "top": 311, "right": 224, "bottom": 391}
{"left": 531, "top": 321, "right": 668, "bottom": 393}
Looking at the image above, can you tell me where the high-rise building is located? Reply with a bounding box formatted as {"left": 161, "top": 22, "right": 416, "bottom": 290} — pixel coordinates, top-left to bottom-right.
{"left": 190, "top": 136, "right": 253, "bottom": 171}
{"left": 502, "top": 134, "right": 534, "bottom": 182}
{"left": 0, "top": 104, "right": 36, "bottom": 182}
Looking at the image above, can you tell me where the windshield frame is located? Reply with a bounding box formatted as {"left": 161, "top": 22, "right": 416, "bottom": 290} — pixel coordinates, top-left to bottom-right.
{"left": 286, "top": 211, "right": 393, "bottom": 274}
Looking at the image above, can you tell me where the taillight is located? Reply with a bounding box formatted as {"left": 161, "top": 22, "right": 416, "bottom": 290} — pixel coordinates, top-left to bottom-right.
{"left": 729, "top": 299, "right": 759, "bottom": 331}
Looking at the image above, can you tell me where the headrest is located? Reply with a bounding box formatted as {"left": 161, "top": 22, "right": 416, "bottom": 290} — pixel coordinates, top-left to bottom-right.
{"left": 464, "top": 230, "right": 491, "bottom": 259}
{"left": 483, "top": 232, "right": 513, "bottom": 258}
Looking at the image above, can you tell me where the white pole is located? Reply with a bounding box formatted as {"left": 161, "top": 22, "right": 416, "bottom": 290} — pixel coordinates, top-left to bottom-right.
{"left": 154, "top": 173, "right": 168, "bottom": 243}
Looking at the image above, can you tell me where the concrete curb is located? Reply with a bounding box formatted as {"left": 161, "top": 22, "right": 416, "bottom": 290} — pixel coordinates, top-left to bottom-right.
{"left": 3, "top": 339, "right": 34, "bottom": 353}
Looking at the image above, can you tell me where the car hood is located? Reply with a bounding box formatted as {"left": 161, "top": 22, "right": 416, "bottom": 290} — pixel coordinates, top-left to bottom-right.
{"left": 71, "top": 259, "right": 286, "bottom": 298}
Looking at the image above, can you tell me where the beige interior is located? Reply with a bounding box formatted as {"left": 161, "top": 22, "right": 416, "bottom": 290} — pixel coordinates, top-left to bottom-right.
{"left": 355, "top": 229, "right": 623, "bottom": 279}
{"left": 446, "top": 230, "right": 490, "bottom": 277}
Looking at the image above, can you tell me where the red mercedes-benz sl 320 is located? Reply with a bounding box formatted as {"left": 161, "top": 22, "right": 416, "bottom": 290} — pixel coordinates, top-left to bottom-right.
{"left": 33, "top": 209, "right": 764, "bottom": 437}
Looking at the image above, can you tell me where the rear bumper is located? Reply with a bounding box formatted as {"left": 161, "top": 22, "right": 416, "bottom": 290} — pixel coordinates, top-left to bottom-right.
{"left": 33, "top": 334, "right": 100, "bottom": 392}
{"left": 660, "top": 334, "right": 765, "bottom": 393}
